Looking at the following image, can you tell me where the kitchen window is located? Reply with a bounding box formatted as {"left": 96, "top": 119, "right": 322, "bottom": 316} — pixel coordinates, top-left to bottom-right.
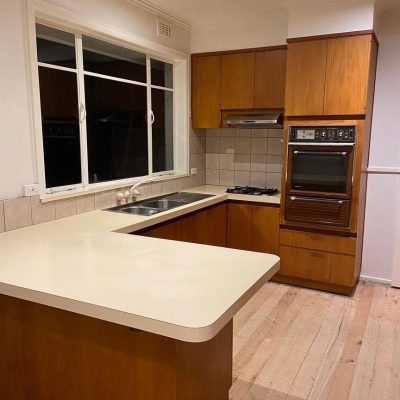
{"left": 34, "top": 23, "right": 180, "bottom": 195}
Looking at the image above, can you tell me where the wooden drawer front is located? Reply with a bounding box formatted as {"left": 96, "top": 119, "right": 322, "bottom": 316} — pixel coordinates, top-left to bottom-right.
{"left": 279, "top": 245, "right": 356, "bottom": 287}
{"left": 280, "top": 229, "right": 356, "bottom": 255}
{"left": 285, "top": 196, "right": 350, "bottom": 227}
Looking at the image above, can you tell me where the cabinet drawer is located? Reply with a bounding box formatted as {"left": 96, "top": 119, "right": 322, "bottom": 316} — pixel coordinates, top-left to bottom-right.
{"left": 279, "top": 245, "right": 356, "bottom": 287}
{"left": 280, "top": 229, "right": 356, "bottom": 255}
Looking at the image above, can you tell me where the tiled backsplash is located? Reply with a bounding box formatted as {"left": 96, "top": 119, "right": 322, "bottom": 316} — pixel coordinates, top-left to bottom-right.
{"left": 205, "top": 128, "right": 283, "bottom": 189}
{"left": 0, "top": 128, "right": 206, "bottom": 233}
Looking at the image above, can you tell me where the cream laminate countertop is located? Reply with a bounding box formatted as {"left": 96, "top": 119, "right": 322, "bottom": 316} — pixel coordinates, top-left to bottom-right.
{"left": 0, "top": 185, "right": 280, "bottom": 342}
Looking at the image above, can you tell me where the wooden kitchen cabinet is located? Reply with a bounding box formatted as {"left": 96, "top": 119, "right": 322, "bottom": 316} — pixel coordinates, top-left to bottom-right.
{"left": 227, "top": 203, "right": 280, "bottom": 255}
{"left": 254, "top": 49, "right": 287, "bottom": 109}
{"left": 285, "top": 33, "right": 376, "bottom": 117}
{"left": 191, "top": 55, "right": 221, "bottom": 128}
{"left": 221, "top": 52, "right": 256, "bottom": 109}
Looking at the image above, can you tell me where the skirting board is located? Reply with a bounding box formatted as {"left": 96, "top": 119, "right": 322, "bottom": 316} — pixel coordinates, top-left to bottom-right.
{"left": 360, "top": 274, "right": 392, "bottom": 286}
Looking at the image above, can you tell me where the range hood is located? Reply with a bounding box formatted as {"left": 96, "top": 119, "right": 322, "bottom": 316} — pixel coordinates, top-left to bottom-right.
{"left": 225, "top": 113, "right": 283, "bottom": 129}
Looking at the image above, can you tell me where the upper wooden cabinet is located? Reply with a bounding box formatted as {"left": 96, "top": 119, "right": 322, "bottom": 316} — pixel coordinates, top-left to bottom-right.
{"left": 220, "top": 52, "right": 256, "bottom": 109}
{"left": 191, "top": 55, "right": 221, "bottom": 128}
{"left": 191, "top": 47, "right": 287, "bottom": 128}
{"left": 285, "top": 34, "right": 376, "bottom": 117}
{"left": 254, "top": 49, "right": 287, "bottom": 109}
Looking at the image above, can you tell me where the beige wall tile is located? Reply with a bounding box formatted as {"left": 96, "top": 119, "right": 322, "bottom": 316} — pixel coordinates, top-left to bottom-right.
{"left": 267, "top": 173, "right": 282, "bottom": 190}
{"left": 206, "top": 153, "right": 220, "bottom": 169}
{"left": 220, "top": 170, "right": 234, "bottom": 186}
{"left": 220, "top": 128, "right": 235, "bottom": 137}
{"left": 206, "top": 169, "right": 220, "bottom": 185}
{"left": 194, "top": 169, "right": 206, "bottom": 187}
{"left": 251, "top": 137, "right": 268, "bottom": 155}
{"left": 55, "top": 198, "right": 77, "bottom": 219}
{"left": 138, "top": 183, "right": 152, "bottom": 198}
{"left": 252, "top": 128, "right": 269, "bottom": 138}
{"left": 76, "top": 194, "right": 95, "bottom": 214}
{"left": 31, "top": 196, "right": 56, "bottom": 224}
{"left": 206, "top": 128, "right": 220, "bottom": 137}
{"left": 94, "top": 191, "right": 115, "bottom": 210}
{"left": 190, "top": 153, "right": 206, "bottom": 170}
{"left": 162, "top": 180, "right": 175, "bottom": 194}
{"left": 4, "top": 197, "right": 32, "bottom": 231}
{"left": 251, "top": 155, "right": 267, "bottom": 172}
{"left": 220, "top": 154, "right": 234, "bottom": 170}
{"left": 250, "top": 172, "right": 267, "bottom": 187}
{"left": 190, "top": 135, "right": 206, "bottom": 154}
{"left": 151, "top": 182, "right": 163, "bottom": 196}
{"left": 181, "top": 175, "right": 194, "bottom": 190}
{"left": 235, "top": 137, "right": 251, "bottom": 154}
{"left": 0, "top": 201, "right": 5, "bottom": 233}
{"left": 268, "top": 128, "right": 283, "bottom": 138}
{"left": 267, "top": 155, "right": 283, "bottom": 173}
{"left": 171, "top": 179, "right": 183, "bottom": 193}
{"left": 220, "top": 136, "right": 235, "bottom": 154}
{"left": 234, "top": 171, "right": 250, "bottom": 186}
{"left": 190, "top": 127, "right": 206, "bottom": 137}
{"left": 235, "top": 129, "right": 252, "bottom": 138}
{"left": 234, "top": 154, "right": 251, "bottom": 171}
{"left": 268, "top": 138, "right": 283, "bottom": 155}
{"left": 206, "top": 137, "right": 221, "bottom": 153}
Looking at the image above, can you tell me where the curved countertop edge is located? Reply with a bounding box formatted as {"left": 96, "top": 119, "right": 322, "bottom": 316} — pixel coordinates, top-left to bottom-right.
{"left": 0, "top": 260, "right": 279, "bottom": 343}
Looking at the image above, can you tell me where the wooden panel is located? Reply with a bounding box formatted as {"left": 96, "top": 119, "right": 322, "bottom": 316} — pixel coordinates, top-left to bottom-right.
{"left": 285, "top": 40, "right": 327, "bottom": 116}
{"left": 191, "top": 55, "right": 221, "bottom": 128}
{"left": 0, "top": 295, "right": 233, "bottom": 400}
{"left": 226, "top": 203, "right": 253, "bottom": 251}
{"left": 254, "top": 49, "right": 287, "bottom": 109}
{"left": 279, "top": 229, "right": 356, "bottom": 255}
{"left": 205, "top": 204, "right": 227, "bottom": 247}
{"left": 177, "top": 211, "right": 207, "bottom": 244}
{"left": 220, "top": 52, "right": 255, "bottom": 109}
{"left": 279, "top": 245, "right": 356, "bottom": 287}
{"left": 142, "top": 220, "right": 179, "bottom": 240}
{"left": 252, "top": 205, "right": 280, "bottom": 255}
{"left": 324, "top": 35, "right": 371, "bottom": 115}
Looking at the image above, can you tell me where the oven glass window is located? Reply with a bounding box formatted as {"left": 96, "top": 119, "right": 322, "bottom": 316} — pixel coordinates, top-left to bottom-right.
{"left": 291, "top": 151, "right": 350, "bottom": 193}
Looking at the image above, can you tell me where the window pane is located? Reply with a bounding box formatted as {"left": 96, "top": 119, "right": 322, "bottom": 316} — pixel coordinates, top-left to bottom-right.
{"left": 36, "top": 24, "right": 76, "bottom": 69}
{"left": 38, "top": 67, "right": 81, "bottom": 188}
{"left": 82, "top": 36, "right": 146, "bottom": 83}
{"left": 151, "top": 59, "right": 173, "bottom": 88}
{"left": 85, "top": 76, "right": 148, "bottom": 183}
{"left": 152, "top": 89, "right": 173, "bottom": 172}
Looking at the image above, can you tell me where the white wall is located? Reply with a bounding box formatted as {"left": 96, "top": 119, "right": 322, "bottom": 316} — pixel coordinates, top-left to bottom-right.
{"left": 0, "top": 0, "right": 190, "bottom": 199}
{"left": 191, "top": 11, "right": 288, "bottom": 53}
{"left": 361, "top": 0, "right": 400, "bottom": 284}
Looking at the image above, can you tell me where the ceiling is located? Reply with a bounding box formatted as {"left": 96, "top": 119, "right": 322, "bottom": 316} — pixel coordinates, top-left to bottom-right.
{"left": 128, "top": 0, "right": 366, "bottom": 28}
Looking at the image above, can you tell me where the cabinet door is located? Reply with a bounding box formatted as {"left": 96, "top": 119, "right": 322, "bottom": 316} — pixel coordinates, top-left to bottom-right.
{"left": 205, "top": 204, "right": 227, "bottom": 247}
{"left": 227, "top": 203, "right": 253, "bottom": 250}
{"left": 177, "top": 211, "right": 207, "bottom": 244}
{"left": 221, "top": 53, "right": 255, "bottom": 109}
{"left": 143, "top": 221, "right": 179, "bottom": 240}
{"left": 254, "top": 50, "right": 287, "bottom": 109}
{"left": 191, "top": 55, "right": 221, "bottom": 128}
{"left": 285, "top": 40, "right": 327, "bottom": 116}
{"left": 324, "top": 35, "right": 371, "bottom": 115}
{"left": 252, "top": 206, "right": 280, "bottom": 255}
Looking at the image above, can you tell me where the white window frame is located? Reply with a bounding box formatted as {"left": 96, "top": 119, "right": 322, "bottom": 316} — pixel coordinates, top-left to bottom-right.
{"left": 25, "top": 0, "right": 189, "bottom": 200}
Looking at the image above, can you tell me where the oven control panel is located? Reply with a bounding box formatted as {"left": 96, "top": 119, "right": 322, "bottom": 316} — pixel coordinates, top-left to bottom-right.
{"left": 289, "top": 125, "right": 356, "bottom": 143}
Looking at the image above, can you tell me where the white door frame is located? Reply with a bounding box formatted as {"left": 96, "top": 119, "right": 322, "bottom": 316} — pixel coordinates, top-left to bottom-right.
{"left": 391, "top": 174, "right": 400, "bottom": 287}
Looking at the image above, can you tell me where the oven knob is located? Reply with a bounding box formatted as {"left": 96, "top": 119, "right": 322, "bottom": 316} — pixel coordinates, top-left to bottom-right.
{"left": 321, "top": 131, "right": 326, "bottom": 139}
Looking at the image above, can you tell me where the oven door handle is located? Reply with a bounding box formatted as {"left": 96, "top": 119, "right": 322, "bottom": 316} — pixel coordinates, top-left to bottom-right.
{"left": 293, "top": 150, "right": 348, "bottom": 156}
{"left": 288, "top": 142, "right": 354, "bottom": 146}
{"left": 290, "top": 196, "right": 344, "bottom": 205}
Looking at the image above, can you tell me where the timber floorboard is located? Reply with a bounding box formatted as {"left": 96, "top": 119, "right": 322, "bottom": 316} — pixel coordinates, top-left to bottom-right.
{"left": 230, "top": 281, "right": 400, "bottom": 400}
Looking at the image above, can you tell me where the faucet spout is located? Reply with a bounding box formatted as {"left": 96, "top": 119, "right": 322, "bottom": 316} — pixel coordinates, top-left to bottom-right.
{"left": 129, "top": 178, "right": 155, "bottom": 197}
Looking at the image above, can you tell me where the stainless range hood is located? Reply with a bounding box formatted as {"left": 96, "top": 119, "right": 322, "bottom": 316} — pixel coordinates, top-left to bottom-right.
{"left": 225, "top": 113, "right": 283, "bottom": 129}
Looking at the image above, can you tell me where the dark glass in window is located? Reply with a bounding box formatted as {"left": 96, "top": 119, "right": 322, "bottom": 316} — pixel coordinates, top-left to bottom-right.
{"left": 291, "top": 151, "right": 350, "bottom": 193}
{"left": 82, "top": 36, "right": 146, "bottom": 83}
{"left": 36, "top": 24, "right": 76, "bottom": 69}
{"left": 151, "top": 59, "right": 173, "bottom": 88}
{"left": 152, "top": 89, "right": 173, "bottom": 173}
{"left": 38, "top": 67, "right": 81, "bottom": 188}
{"left": 85, "top": 76, "right": 148, "bottom": 183}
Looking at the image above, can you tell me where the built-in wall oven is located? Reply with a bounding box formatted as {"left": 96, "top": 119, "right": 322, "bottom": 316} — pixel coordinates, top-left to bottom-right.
{"left": 285, "top": 125, "right": 356, "bottom": 227}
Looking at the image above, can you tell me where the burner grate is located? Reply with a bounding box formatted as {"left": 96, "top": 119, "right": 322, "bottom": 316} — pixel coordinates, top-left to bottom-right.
{"left": 226, "top": 186, "right": 279, "bottom": 196}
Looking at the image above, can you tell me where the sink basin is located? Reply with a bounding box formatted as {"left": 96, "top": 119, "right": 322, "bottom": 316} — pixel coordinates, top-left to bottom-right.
{"left": 106, "top": 192, "right": 215, "bottom": 216}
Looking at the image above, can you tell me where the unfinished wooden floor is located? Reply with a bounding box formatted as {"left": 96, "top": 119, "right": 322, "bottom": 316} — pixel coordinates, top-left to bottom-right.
{"left": 230, "top": 281, "right": 400, "bottom": 400}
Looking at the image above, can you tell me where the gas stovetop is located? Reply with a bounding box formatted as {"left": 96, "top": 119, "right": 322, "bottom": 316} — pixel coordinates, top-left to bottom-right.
{"left": 226, "top": 186, "right": 279, "bottom": 196}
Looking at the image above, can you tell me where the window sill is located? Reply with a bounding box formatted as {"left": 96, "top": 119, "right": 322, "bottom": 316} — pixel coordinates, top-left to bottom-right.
{"left": 40, "top": 173, "right": 191, "bottom": 203}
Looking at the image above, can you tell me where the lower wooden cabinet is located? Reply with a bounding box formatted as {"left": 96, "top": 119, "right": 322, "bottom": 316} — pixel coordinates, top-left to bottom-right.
{"left": 227, "top": 203, "right": 280, "bottom": 255}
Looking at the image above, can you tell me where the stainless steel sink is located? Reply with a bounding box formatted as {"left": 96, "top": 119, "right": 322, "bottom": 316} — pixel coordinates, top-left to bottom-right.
{"left": 106, "top": 192, "right": 215, "bottom": 216}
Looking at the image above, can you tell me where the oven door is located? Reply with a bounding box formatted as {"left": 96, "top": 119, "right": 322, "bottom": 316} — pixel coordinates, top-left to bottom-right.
{"left": 286, "top": 144, "right": 354, "bottom": 199}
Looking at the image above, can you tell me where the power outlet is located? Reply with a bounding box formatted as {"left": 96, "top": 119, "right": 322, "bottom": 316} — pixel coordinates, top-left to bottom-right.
{"left": 23, "top": 184, "right": 40, "bottom": 197}
{"left": 190, "top": 168, "right": 197, "bottom": 175}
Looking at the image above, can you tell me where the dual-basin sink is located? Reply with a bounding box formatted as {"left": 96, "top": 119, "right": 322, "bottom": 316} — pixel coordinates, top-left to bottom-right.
{"left": 107, "top": 192, "right": 215, "bottom": 216}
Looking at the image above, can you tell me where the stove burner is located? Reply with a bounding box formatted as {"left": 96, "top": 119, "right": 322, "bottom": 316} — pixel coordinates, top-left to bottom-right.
{"left": 226, "top": 186, "right": 279, "bottom": 196}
